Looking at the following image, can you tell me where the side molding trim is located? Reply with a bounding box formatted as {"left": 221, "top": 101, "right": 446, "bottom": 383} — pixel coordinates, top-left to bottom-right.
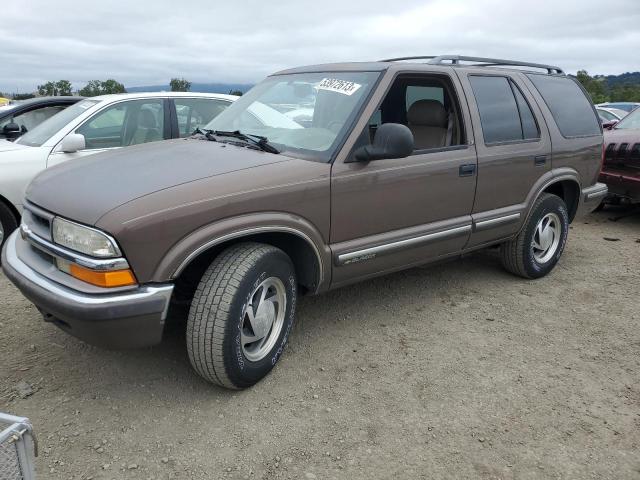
{"left": 336, "top": 224, "right": 471, "bottom": 266}
{"left": 474, "top": 213, "right": 521, "bottom": 231}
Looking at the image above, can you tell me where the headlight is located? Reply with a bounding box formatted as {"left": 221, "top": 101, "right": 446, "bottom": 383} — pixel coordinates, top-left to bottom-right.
{"left": 52, "top": 218, "right": 121, "bottom": 258}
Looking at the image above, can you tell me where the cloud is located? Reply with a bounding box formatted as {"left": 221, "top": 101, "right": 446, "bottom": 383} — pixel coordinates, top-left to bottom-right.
{"left": 0, "top": 0, "right": 638, "bottom": 93}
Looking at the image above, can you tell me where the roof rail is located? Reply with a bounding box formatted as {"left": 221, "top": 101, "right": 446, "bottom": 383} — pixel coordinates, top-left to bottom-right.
{"left": 379, "top": 55, "right": 565, "bottom": 75}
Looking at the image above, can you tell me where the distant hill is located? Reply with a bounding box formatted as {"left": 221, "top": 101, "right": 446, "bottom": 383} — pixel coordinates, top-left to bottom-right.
{"left": 599, "top": 72, "right": 640, "bottom": 87}
{"left": 126, "top": 82, "right": 254, "bottom": 94}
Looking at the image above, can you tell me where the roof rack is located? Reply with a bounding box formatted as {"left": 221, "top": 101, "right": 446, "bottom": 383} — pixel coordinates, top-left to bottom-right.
{"left": 379, "top": 55, "right": 565, "bottom": 75}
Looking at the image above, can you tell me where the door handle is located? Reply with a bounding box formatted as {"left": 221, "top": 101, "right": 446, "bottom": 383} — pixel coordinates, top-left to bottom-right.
{"left": 534, "top": 155, "right": 547, "bottom": 166}
{"left": 459, "top": 164, "right": 476, "bottom": 177}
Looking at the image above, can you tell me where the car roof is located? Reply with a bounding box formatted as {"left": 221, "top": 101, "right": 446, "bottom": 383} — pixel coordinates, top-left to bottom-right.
{"left": 598, "top": 102, "right": 640, "bottom": 106}
{"left": 274, "top": 62, "right": 391, "bottom": 75}
{"left": 597, "top": 106, "right": 626, "bottom": 113}
{"left": 0, "top": 96, "right": 84, "bottom": 119}
{"left": 90, "top": 92, "right": 239, "bottom": 102}
{"left": 14, "top": 96, "right": 84, "bottom": 106}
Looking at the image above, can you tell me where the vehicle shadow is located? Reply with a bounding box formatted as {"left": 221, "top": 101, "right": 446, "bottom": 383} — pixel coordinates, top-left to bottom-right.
{"left": 120, "top": 248, "right": 505, "bottom": 388}
{"left": 14, "top": 205, "right": 629, "bottom": 403}
{"left": 94, "top": 205, "right": 639, "bottom": 396}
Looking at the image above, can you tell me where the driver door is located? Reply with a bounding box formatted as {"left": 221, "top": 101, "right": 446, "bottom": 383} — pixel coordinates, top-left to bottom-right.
{"left": 330, "top": 71, "right": 478, "bottom": 288}
{"left": 48, "top": 99, "right": 169, "bottom": 167}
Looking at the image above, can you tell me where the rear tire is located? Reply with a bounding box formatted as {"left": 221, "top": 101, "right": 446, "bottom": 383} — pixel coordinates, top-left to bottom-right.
{"left": 500, "top": 193, "right": 569, "bottom": 279}
{"left": 0, "top": 201, "right": 18, "bottom": 257}
{"left": 186, "top": 243, "right": 297, "bottom": 389}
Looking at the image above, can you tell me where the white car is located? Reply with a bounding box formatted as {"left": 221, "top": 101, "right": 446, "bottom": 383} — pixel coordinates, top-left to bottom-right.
{"left": 595, "top": 106, "right": 627, "bottom": 123}
{"left": 0, "top": 91, "right": 309, "bottom": 249}
{"left": 0, "top": 92, "right": 238, "bottom": 248}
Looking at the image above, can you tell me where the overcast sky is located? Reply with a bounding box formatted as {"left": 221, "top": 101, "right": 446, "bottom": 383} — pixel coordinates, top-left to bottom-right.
{"left": 2, "top": 0, "right": 639, "bottom": 93}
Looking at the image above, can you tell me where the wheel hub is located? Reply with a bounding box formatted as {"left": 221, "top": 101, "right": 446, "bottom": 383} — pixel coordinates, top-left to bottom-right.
{"left": 532, "top": 212, "right": 561, "bottom": 264}
{"left": 253, "top": 300, "right": 276, "bottom": 339}
{"left": 241, "top": 277, "right": 286, "bottom": 362}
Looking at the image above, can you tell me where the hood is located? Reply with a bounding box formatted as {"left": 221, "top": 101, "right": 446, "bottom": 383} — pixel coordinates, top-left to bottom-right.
{"left": 26, "top": 138, "right": 290, "bottom": 225}
{"left": 0, "top": 139, "right": 31, "bottom": 153}
{"left": 604, "top": 127, "right": 639, "bottom": 146}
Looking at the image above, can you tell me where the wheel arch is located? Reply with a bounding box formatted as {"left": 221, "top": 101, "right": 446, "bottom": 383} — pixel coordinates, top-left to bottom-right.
{"left": 539, "top": 177, "right": 581, "bottom": 222}
{"left": 160, "top": 217, "right": 329, "bottom": 301}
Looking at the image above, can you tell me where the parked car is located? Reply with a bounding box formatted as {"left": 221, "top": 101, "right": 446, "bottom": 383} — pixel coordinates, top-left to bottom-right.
{"left": 2, "top": 55, "right": 606, "bottom": 389}
{"left": 597, "top": 106, "right": 628, "bottom": 129}
{"left": 596, "top": 102, "right": 640, "bottom": 113}
{"left": 0, "top": 96, "right": 83, "bottom": 140}
{"left": 0, "top": 92, "right": 239, "bottom": 250}
{"left": 600, "top": 106, "right": 640, "bottom": 204}
{"left": 596, "top": 106, "right": 626, "bottom": 125}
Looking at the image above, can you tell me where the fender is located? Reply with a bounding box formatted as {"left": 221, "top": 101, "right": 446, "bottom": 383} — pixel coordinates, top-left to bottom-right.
{"left": 152, "top": 212, "right": 330, "bottom": 292}
{"left": 517, "top": 167, "right": 581, "bottom": 234}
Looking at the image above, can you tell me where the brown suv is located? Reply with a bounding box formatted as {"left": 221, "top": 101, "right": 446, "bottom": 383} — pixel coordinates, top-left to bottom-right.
{"left": 2, "top": 55, "right": 607, "bottom": 389}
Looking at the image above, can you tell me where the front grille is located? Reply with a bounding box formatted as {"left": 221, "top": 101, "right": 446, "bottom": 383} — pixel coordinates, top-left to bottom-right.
{"left": 21, "top": 203, "right": 53, "bottom": 241}
{"left": 603, "top": 141, "right": 640, "bottom": 169}
{"left": 20, "top": 203, "right": 57, "bottom": 268}
{"left": 604, "top": 143, "right": 617, "bottom": 164}
{"left": 629, "top": 143, "right": 640, "bottom": 169}
{"left": 617, "top": 142, "right": 629, "bottom": 161}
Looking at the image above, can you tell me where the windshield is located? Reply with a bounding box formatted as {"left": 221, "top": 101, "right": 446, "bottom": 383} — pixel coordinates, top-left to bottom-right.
{"left": 613, "top": 107, "right": 640, "bottom": 130}
{"left": 204, "top": 71, "right": 380, "bottom": 161}
{"left": 17, "top": 99, "right": 98, "bottom": 147}
{"left": 598, "top": 109, "right": 618, "bottom": 122}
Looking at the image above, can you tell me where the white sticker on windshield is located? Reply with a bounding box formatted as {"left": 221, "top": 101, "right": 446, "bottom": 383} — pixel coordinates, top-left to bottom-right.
{"left": 78, "top": 101, "right": 94, "bottom": 109}
{"left": 317, "top": 78, "right": 362, "bottom": 96}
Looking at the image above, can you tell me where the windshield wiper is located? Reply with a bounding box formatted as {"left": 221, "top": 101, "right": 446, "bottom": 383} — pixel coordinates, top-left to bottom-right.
{"left": 192, "top": 127, "right": 218, "bottom": 141}
{"left": 206, "top": 130, "right": 280, "bottom": 154}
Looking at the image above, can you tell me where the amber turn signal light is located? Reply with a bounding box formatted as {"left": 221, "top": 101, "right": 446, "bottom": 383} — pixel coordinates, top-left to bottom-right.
{"left": 69, "top": 264, "right": 137, "bottom": 288}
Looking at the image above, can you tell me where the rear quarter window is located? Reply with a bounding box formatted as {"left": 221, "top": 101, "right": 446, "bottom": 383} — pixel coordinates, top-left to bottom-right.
{"left": 527, "top": 74, "right": 600, "bottom": 138}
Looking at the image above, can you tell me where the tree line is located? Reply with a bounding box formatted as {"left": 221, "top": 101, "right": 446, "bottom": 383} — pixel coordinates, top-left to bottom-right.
{"left": 4, "top": 77, "right": 243, "bottom": 99}
{"left": 576, "top": 70, "right": 640, "bottom": 104}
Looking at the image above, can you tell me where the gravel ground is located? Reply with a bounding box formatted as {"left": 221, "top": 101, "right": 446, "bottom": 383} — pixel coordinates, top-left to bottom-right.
{"left": 1, "top": 208, "right": 639, "bottom": 480}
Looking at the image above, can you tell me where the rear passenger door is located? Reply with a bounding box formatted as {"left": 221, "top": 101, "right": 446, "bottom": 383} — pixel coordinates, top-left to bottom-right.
{"left": 458, "top": 71, "right": 552, "bottom": 247}
{"left": 170, "top": 98, "right": 233, "bottom": 138}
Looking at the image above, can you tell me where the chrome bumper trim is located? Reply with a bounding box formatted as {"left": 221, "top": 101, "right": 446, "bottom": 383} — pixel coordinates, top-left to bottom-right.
{"left": 4, "top": 232, "right": 173, "bottom": 316}
{"left": 583, "top": 183, "right": 608, "bottom": 201}
{"left": 20, "top": 224, "right": 130, "bottom": 271}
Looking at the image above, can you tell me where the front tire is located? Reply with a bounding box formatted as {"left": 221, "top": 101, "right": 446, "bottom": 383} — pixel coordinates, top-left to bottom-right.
{"left": 0, "top": 201, "right": 18, "bottom": 256}
{"left": 500, "top": 193, "right": 569, "bottom": 279}
{"left": 186, "top": 243, "right": 297, "bottom": 389}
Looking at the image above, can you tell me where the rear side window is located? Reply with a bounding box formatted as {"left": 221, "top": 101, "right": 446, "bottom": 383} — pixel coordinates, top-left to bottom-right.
{"left": 527, "top": 74, "right": 600, "bottom": 137}
{"left": 174, "top": 98, "right": 231, "bottom": 137}
{"left": 469, "top": 76, "right": 540, "bottom": 144}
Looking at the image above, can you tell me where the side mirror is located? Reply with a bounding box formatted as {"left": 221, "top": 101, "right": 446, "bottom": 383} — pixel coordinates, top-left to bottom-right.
{"left": 3, "top": 121, "right": 21, "bottom": 139}
{"left": 352, "top": 123, "right": 414, "bottom": 162}
{"left": 602, "top": 120, "right": 618, "bottom": 130}
{"left": 60, "top": 133, "right": 86, "bottom": 153}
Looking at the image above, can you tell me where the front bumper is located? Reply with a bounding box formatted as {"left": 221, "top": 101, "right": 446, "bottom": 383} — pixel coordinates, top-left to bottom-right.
{"left": 600, "top": 169, "right": 640, "bottom": 203}
{"left": 576, "top": 182, "right": 608, "bottom": 217}
{"left": 2, "top": 231, "right": 174, "bottom": 349}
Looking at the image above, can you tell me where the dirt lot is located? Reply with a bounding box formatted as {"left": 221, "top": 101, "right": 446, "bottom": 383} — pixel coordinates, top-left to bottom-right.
{"left": 1, "top": 208, "right": 639, "bottom": 480}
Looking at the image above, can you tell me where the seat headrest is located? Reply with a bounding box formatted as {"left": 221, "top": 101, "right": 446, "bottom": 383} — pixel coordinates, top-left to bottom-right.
{"left": 138, "top": 109, "right": 157, "bottom": 129}
{"left": 407, "top": 100, "right": 447, "bottom": 128}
